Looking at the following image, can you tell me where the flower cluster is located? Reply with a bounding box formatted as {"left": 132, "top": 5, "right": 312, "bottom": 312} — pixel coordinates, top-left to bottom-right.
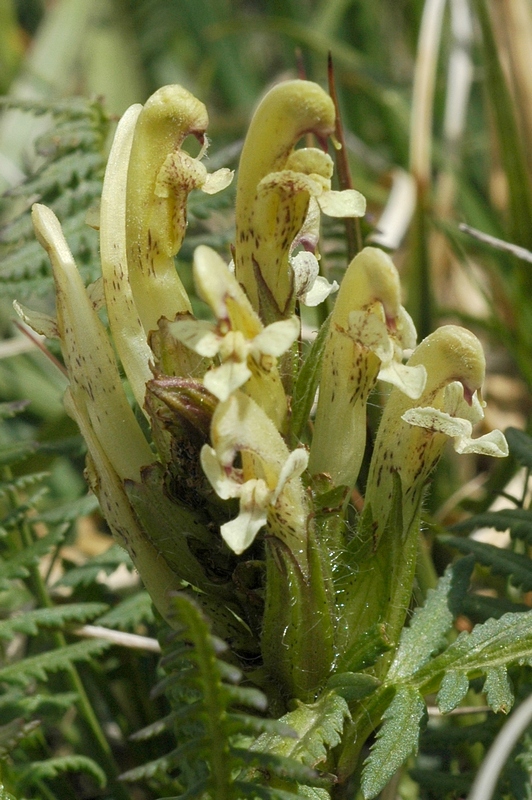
{"left": 19, "top": 80, "right": 507, "bottom": 704}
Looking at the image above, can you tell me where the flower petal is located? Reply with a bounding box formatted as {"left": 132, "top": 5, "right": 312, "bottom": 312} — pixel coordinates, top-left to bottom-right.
{"left": 378, "top": 361, "right": 427, "bottom": 399}
{"left": 271, "top": 447, "right": 309, "bottom": 505}
{"left": 200, "top": 444, "right": 240, "bottom": 499}
{"left": 253, "top": 317, "right": 300, "bottom": 357}
{"left": 171, "top": 318, "right": 221, "bottom": 357}
{"left": 220, "top": 478, "right": 271, "bottom": 554}
{"left": 204, "top": 361, "right": 252, "bottom": 402}
{"left": 401, "top": 406, "right": 509, "bottom": 457}
{"left": 318, "top": 189, "right": 366, "bottom": 218}
{"left": 202, "top": 167, "right": 234, "bottom": 194}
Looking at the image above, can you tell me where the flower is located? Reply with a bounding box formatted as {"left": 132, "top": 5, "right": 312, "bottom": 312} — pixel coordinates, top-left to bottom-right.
{"left": 365, "top": 325, "right": 508, "bottom": 546}
{"left": 171, "top": 245, "right": 299, "bottom": 428}
{"left": 309, "top": 246, "right": 426, "bottom": 489}
{"left": 200, "top": 392, "right": 309, "bottom": 560}
{"left": 234, "top": 80, "right": 365, "bottom": 322}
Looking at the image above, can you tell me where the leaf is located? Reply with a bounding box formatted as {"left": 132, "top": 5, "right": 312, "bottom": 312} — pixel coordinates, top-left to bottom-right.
{"left": 361, "top": 686, "right": 426, "bottom": 799}
{"left": 450, "top": 508, "right": 532, "bottom": 544}
{"left": 414, "top": 608, "right": 532, "bottom": 698}
{"left": 436, "top": 671, "right": 469, "bottom": 714}
{"left": 326, "top": 673, "right": 381, "bottom": 703}
{"left": 18, "top": 755, "right": 106, "bottom": 789}
{"left": 56, "top": 543, "right": 133, "bottom": 587}
{"left": 0, "top": 602, "right": 109, "bottom": 639}
{"left": 388, "top": 559, "right": 473, "bottom": 681}
{"left": 505, "top": 426, "right": 532, "bottom": 470}
{"left": 252, "top": 691, "right": 350, "bottom": 769}
{"left": 0, "top": 639, "right": 111, "bottom": 685}
{"left": 444, "top": 536, "right": 532, "bottom": 591}
{"left": 483, "top": 666, "right": 514, "bottom": 714}
{"left": 290, "top": 315, "right": 330, "bottom": 444}
{"left": 95, "top": 590, "right": 154, "bottom": 630}
{"left": 0, "top": 528, "right": 65, "bottom": 581}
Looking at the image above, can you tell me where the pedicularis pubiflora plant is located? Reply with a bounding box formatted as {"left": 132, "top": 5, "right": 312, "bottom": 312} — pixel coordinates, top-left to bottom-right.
{"left": 17, "top": 82, "right": 516, "bottom": 798}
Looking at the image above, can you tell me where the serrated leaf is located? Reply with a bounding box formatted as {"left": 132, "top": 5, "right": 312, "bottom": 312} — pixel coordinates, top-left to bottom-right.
{"left": 0, "top": 527, "right": 65, "bottom": 581}
{"left": 18, "top": 755, "right": 106, "bottom": 789}
{"left": 119, "top": 755, "right": 171, "bottom": 783}
{"left": 290, "top": 315, "right": 331, "bottom": 444}
{"left": 437, "top": 671, "right": 469, "bottom": 714}
{"left": 95, "top": 590, "right": 154, "bottom": 630}
{"left": 415, "top": 608, "right": 532, "bottom": 695}
{"left": 451, "top": 508, "right": 532, "bottom": 544}
{"left": 0, "top": 602, "right": 108, "bottom": 639}
{"left": 56, "top": 543, "right": 133, "bottom": 587}
{"left": 484, "top": 665, "right": 514, "bottom": 713}
{"left": 444, "top": 535, "right": 532, "bottom": 591}
{"left": 361, "top": 686, "right": 425, "bottom": 799}
{"left": 35, "top": 492, "right": 100, "bottom": 525}
{"left": 506, "top": 427, "right": 532, "bottom": 470}
{"left": 388, "top": 559, "right": 472, "bottom": 681}
{"left": 0, "top": 638, "right": 110, "bottom": 685}
{"left": 252, "top": 691, "right": 350, "bottom": 770}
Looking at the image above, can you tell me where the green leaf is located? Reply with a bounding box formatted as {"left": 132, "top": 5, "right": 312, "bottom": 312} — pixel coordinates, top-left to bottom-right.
{"left": 483, "top": 665, "right": 514, "bottom": 714}
{"left": 506, "top": 427, "right": 532, "bottom": 470}
{"left": 56, "top": 543, "right": 133, "bottom": 587}
{"left": 18, "top": 755, "right": 106, "bottom": 789}
{"left": 290, "top": 315, "right": 330, "bottom": 444}
{"left": 326, "top": 673, "right": 381, "bottom": 703}
{"left": 388, "top": 559, "right": 472, "bottom": 681}
{"left": 361, "top": 686, "right": 426, "bottom": 799}
{"left": 444, "top": 536, "right": 532, "bottom": 591}
{"left": 0, "top": 527, "right": 65, "bottom": 581}
{"left": 436, "top": 671, "right": 469, "bottom": 714}
{"left": 95, "top": 590, "right": 154, "bottom": 630}
{"left": 415, "top": 609, "right": 532, "bottom": 698}
{"left": 252, "top": 691, "right": 350, "bottom": 769}
{"left": 450, "top": 509, "right": 532, "bottom": 544}
{"left": 0, "top": 602, "right": 108, "bottom": 639}
{"left": 0, "top": 638, "right": 111, "bottom": 685}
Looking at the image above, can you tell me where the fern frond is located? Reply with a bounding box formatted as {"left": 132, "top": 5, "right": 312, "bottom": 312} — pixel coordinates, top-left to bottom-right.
{"left": 0, "top": 638, "right": 111, "bottom": 685}
{"left": 95, "top": 590, "right": 154, "bottom": 630}
{"left": 15, "top": 755, "right": 106, "bottom": 790}
{"left": 0, "top": 602, "right": 109, "bottom": 638}
{"left": 126, "top": 593, "right": 330, "bottom": 800}
{"left": 0, "top": 527, "right": 65, "bottom": 582}
{"left": 56, "top": 543, "right": 133, "bottom": 587}
{"left": 0, "top": 96, "right": 109, "bottom": 298}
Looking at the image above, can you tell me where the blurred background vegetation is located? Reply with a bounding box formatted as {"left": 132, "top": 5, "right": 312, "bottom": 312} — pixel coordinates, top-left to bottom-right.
{"left": 0, "top": 1, "right": 532, "bottom": 798}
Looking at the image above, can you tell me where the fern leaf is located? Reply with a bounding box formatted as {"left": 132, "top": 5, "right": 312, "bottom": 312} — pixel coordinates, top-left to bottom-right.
{"left": 35, "top": 492, "right": 99, "bottom": 525}
{"left": 444, "top": 535, "right": 532, "bottom": 591}
{"left": 0, "top": 638, "right": 111, "bottom": 685}
{"left": 17, "top": 755, "right": 106, "bottom": 789}
{"left": 95, "top": 590, "right": 154, "bottom": 630}
{"left": 132, "top": 593, "right": 326, "bottom": 800}
{"left": 56, "top": 543, "right": 133, "bottom": 587}
{"left": 0, "top": 602, "right": 109, "bottom": 638}
{"left": 450, "top": 509, "right": 532, "bottom": 544}
{"left": 0, "top": 527, "right": 65, "bottom": 581}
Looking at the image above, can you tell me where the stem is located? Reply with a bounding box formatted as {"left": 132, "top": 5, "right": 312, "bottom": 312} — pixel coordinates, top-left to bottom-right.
{"left": 328, "top": 52, "right": 362, "bottom": 260}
